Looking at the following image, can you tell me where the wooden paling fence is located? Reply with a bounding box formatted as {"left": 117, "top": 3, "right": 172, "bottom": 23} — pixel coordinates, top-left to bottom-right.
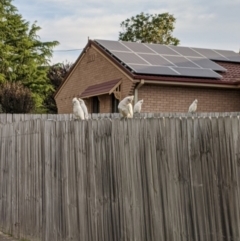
{"left": 0, "top": 115, "right": 240, "bottom": 241}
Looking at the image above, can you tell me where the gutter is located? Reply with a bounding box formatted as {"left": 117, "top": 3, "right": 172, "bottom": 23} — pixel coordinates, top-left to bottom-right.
{"left": 132, "top": 74, "right": 240, "bottom": 88}
{"left": 141, "top": 80, "right": 240, "bottom": 89}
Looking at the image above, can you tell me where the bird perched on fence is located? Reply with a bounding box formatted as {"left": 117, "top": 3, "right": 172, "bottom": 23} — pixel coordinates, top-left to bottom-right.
{"left": 72, "top": 97, "right": 85, "bottom": 120}
{"left": 118, "top": 95, "right": 134, "bottom": 118}
{"left": 188, "top": 99, "right": 198, "bottom": 113}
{"left": 78, "top": 98, "right": 89, "bottom": 119}
{"left": 134, "top": 99, "right": 144, "bottom": 114}
{"left": 127, "top": 102, "right": 133, "bottom": 118}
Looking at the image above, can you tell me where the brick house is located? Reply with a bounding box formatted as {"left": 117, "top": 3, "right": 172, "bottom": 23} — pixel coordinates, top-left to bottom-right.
{"left": 54, "top": 39, "right": 240, "bottom": 113}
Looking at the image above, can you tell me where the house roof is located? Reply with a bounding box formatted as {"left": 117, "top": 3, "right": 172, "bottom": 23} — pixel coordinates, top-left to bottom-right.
{"left": 79, "top": 78, "right": 122, "bottom": 98}
{"left": 54, "top": 40, "right": 240, "bottom": 99}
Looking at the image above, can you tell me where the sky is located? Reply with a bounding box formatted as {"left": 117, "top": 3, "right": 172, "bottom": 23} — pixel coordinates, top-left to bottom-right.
{"left": 14, "top": 0, "right": 240, "bottom": 65}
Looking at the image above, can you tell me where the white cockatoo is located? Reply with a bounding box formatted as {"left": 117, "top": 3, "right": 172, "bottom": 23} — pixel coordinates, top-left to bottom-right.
{"left": 78, "top": 98, "right": 89, "bottom": 120}
{"left": 72, "top": 97, "right": 85, "bottom": 120}
{"left": 188, "top": 99, "right": 198, "bottom": 113}
{"left": 134, "top": 99, "right": 144, "bottom": 113}
{"left": 127, "top": 102, "right": 133, "bottom": 118}
{"left": 118, "top": 95, "right": 134, "bottom": 118}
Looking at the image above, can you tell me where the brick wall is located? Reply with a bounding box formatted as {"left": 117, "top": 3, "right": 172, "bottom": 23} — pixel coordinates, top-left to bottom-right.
{"left": 55, "top": 46, "right": 135, "bottom": 113}
{"left": 138, "top": 84, "right": 240, "bottom": 112}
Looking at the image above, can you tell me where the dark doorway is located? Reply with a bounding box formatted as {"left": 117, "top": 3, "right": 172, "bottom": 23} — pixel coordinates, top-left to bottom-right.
{"left": 111, "top": 94, "right": 119, "bottom": 113}
{"left": 92, "top": 96, "right": 100, "bottom": 113}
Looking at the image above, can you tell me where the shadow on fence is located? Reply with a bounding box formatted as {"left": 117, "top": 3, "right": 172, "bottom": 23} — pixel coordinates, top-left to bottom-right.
{"left": 0, "top": 114, "right": 240, "bottom": 241}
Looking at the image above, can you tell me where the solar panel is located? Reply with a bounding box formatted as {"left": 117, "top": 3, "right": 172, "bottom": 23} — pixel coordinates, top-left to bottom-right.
{"left": 144, "top": 43, "right": 179, "bottom": 55}
{"left": 214, "top": 50, "right": 240, "bottom": 63}
{"left": 172, "top": 67, "right": 222, "bottom": 79}
{"left": 122, "top": 42, "right": 155, "bottom": 53}
{"left": 138, "top": 54, "right": 174, "bottom": 66}
{"left": 95, "top": 39, "right": 130, "bottom": 51}
{"left": 128, "top": 64, "right": 222, "bottom": 79}
{"left": 164, "top": 56, "right": 199, "bottom": 68}
{"left": 128, "top": 64, "right": 179, "bottom": 75}
{"left": 188, "top": 57, "right": 227, "bottom": 72}
{"left": 169, "top": 46, "right": 203, "bottom": 57}
{"left": 192, "top": 48, "right": 228, "bottom": 61}
{"left": 94, "top": 40, "right": 234, "bottom": 79}
{"left": 111, "top": 51, "right": 148, "bottom": 64}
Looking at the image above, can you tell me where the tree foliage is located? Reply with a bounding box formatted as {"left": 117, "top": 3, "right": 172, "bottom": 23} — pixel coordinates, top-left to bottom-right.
{"left": 0, "top": 0, "right": 59, "bottom": 112}
{"left": 43, "top": 62, "right": 73, "bottom": 113}
{"left": 119, "top": 12, "right": 180, "bottom": 45}
{"left": 0, "top": 82, "right": 35, "bottom": 113}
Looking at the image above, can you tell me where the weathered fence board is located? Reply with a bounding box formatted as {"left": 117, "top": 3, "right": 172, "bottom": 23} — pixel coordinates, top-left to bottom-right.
{"left": 1, "top": 115, "right": 240, "bottom": 241}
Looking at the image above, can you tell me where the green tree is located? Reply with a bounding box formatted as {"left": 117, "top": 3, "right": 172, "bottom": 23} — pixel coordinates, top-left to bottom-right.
{"left": 119, "top": 12, "right": 180, "bottom": 45}
{"left": 0, "top": 82, "right": 35, "bottom": 113}
{"left": 0, "top": 0, "right": 59, "bottom": 112}
{"left": 43, "top": 62, "right": 73, "bottom": 113}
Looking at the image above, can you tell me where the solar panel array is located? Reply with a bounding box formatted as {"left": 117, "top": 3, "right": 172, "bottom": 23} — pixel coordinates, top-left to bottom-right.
{"left": 95, "top": 39, "right": 240, "bottom": 79}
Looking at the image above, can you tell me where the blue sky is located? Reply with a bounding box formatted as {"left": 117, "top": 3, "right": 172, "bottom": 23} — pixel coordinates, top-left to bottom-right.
{"left": 14, "top": 0, "right": 240, "bottom": 64}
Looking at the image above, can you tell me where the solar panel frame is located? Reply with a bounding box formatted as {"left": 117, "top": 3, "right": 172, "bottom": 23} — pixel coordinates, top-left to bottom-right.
{"left": 163, "top": 56, "right": 199, "bottom": 68}
{"left": 192, "top": 48, "right": 229, "bottom": 61}
{"left": 121, "top": 41, "right": 155, "bottom": 53}
{"left": 128, "top": 64, "right": 180, "bottom": 75}
{"left": 169, "top": 46, "right": 203, "bottom": 57}
{"left": 138, "top": 54, "right": 174, "bottom": 66}
{"left": 188, "top": 57, "right": 227, "bottom": 72}
{"left": 214, "top": 50, "right": 240, "bottom": 63}
{"left": 127, "top": 64, "right": 222, "bottom": 79}
{"left": 172, "top": 67, "right": 222, "bottom": 79}
{"left": 111, "top": 51, "right": 149, "bottom": 64}
{"left": 144, "top": 43, "right": 180, "bottom": 55}
{"left": 95, "top": 39, "right": 130, "bottom": 51}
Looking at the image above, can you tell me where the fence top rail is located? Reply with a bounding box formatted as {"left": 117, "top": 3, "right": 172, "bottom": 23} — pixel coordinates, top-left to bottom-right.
{"left": 0, "top": 112, "right": 240, "bottom": 124}
{"left": 0, "top": 112, "right": 239, "bottom": 129}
